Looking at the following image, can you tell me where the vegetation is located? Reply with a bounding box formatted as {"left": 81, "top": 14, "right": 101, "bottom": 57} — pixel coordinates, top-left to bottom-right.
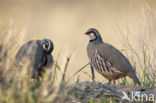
{"left": 0, "top": 1, "right": 156, "bottom": 103}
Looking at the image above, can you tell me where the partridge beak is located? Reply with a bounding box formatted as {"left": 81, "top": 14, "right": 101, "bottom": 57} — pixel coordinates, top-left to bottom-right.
{"left": 85, "top": 31, "right": 90, "bottom": 35}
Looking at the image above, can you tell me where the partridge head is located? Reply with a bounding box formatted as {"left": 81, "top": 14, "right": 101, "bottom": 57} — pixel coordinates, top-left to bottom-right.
{"left": 40, "top": 39, "right": 54, "bottom": 54}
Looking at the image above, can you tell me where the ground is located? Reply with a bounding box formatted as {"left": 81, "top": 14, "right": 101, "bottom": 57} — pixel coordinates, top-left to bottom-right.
{"left": 64, "top": 81, "right": 156, "bottom": 103}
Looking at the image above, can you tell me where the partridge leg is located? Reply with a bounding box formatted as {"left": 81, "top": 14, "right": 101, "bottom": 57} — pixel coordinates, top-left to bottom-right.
{"left": 109, "top": 80, "right": 112, "bottom": 83}
{"left": 90, "top": 65, "right": 95, "bottom": 82}
{"left": 113, "top": 80, "right": 116, "bottom": 84}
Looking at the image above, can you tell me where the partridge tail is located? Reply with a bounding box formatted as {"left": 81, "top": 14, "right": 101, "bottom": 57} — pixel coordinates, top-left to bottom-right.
{"left": 128, "top": 72, "right": 141, "bottom": 86}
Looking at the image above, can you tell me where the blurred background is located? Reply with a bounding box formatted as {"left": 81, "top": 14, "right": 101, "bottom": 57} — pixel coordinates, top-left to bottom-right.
{"left": 0, "top": 0, "right": 156, "bottom": 84}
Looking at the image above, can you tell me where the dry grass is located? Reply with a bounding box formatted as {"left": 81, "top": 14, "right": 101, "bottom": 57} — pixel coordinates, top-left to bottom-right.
{"left": 0, "top": 0, "right": 156, "bottom": 103}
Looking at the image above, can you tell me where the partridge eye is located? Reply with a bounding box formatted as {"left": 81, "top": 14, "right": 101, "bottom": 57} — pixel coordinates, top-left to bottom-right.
{"left": 45, "top": 43, "right": 49, "bottom": 48}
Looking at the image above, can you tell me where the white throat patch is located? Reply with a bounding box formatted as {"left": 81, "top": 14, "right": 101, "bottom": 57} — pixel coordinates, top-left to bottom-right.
{"left": 47, "top": 39, "right": 51, "bottom": 50}
{"left": 88, "top": 33, "right": 96, "bottom": 40}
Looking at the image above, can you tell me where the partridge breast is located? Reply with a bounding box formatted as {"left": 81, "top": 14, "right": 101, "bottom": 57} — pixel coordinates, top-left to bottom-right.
{"left": 89, "top": 49, "right": 126, "bottom": 80}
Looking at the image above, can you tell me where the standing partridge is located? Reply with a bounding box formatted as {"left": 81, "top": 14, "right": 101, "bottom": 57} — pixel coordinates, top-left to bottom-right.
{"left": 15, "top": 39, "right": 54, "bottom": 79}
{"left": 85, "top": 28, "right": 141, "bottom": 85}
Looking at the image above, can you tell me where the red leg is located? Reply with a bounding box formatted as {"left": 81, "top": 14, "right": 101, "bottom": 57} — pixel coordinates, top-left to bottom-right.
{"left": 109, "top": 80, "right": 111, "bottom": 83}
{"left": 113, "top": 80, "right": 116, "bottom": 84}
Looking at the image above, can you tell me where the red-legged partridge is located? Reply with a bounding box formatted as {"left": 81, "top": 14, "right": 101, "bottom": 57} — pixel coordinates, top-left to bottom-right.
{"left": 15, "top": 39, "right": 54, "bottom": 79}
{"left": 85, "top": 28, "right": 141, "bottom": 85}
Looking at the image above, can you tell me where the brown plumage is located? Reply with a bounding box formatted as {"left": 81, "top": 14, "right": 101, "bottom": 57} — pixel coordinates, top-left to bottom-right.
{"left": 85, "top": 28, "right": 141, "bottom": 85}
{"left": 15, "top": 39, "right": 54, "bottom": 79}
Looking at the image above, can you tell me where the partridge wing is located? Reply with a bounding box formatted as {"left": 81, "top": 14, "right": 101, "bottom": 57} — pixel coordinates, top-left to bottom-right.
{"left": 90, "top": 50, "right": 122, "bottom": 75}
{"left": 33, "top": 44, "right": 44, "bottom": 73}
{"left": 45, "top": 54, "right": 53, "bottom": 68}
{"left": 15, "top": 40, "right": 36, "bottom": 69}
{"left": 98, "top": 43, "right": 134, "bottom": 74}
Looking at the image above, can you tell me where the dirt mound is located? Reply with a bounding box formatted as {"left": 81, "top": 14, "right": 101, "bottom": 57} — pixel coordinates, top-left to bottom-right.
{"left": 68, "top": 81, "right": 156, "bottom": 103}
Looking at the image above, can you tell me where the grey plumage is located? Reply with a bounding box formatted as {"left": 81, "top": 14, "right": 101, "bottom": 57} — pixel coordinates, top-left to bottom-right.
{"left": 85, "top": 28, "right": 141, "bottom": 85}
{"left": 15, "top": 39, "right": 54, "bottom": 79}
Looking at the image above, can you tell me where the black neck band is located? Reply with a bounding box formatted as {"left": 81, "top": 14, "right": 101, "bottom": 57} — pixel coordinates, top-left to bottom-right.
{"left": 89, "top": 36, "right": 97, "bottom": 42}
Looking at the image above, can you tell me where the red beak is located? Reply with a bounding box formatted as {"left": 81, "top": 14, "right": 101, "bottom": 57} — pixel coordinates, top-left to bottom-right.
{"left": 85, "top": 31, "right": 90, "bottom": 35}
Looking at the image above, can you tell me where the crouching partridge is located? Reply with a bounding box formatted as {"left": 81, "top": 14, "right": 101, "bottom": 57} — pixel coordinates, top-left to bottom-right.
{"left": 85, "top": 28, "right": 141, "bottom": 85}
{"left": 15, "top": 39, "right": 54, "bottom": 79}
